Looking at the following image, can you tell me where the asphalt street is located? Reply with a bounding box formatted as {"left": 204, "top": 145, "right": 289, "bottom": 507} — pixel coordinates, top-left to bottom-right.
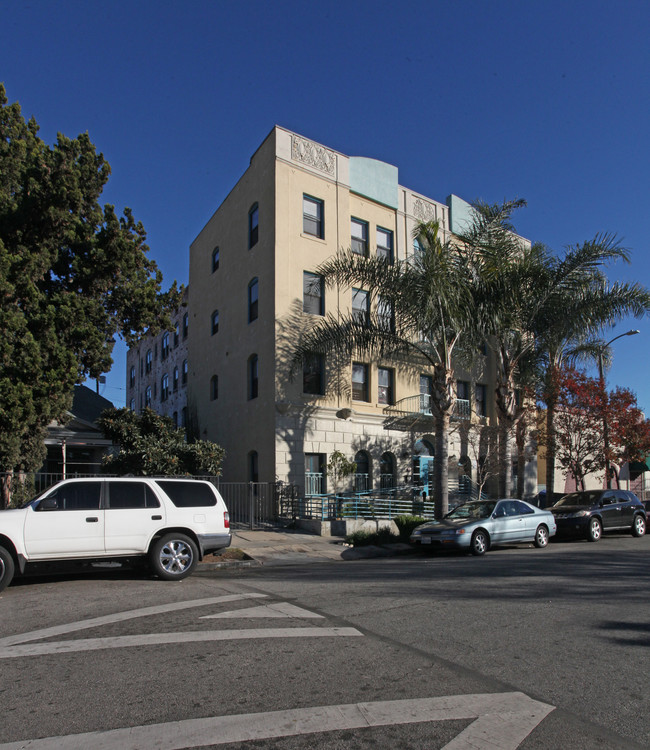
{"left": 0, "top": 532, "right": 648, "bottom": 749}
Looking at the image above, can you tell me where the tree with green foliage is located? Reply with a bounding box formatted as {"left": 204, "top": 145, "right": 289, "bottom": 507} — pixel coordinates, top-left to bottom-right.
{"left": 98, "top": 408, "right": 225, "bottom": 476}
{"left": 0, "top": 85, "right": 180, "bottom": 482}
{"left": 292, "top": 221, "right": 476, "bottom": 518}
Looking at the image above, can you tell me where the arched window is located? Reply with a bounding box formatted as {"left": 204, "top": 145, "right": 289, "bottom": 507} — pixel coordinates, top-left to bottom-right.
{"left": 145, "top": 349, "right": 152, "bottom": 373}
{"left": 173, "top": 366, "right": 179, "bottom": 391}
{"left": 145, "top": 386, "right": 152, "bottom": 407}
{"left": 182, "top": 359, "right": 188, "bottom": 385}
{"left": 248, "top": 278, "right": 258, "bottom": 322}
{"left": 212, "top": 246, "right": 220, "bottom": 272}
{"left": 129, "top": 366, "right": 136, "bottom": 388}
{"left": 161, "top": 332, "right": 169, "bottom": 359}
{"left": 248, "top": 354, "right": 258, "bottom": 400}
{"left": 354, "top": 451, "right": 371, "bottom": 492}
{"left": 129, "top": 398, "right": 135, "bottom": 412}
{"left": 248, "top": 203, "right": 259, "bottom": 248}
{"left": 210, "top": 375, "right": 219, "bottom": 401}
{"left": 211, "top": 310, "right": 219, "bottom": 335}
{"left": 380, "top": 452, "right": 396, "bottom": 490}
{"left": 182, "top": 313, "right": 189, "bottom": 339}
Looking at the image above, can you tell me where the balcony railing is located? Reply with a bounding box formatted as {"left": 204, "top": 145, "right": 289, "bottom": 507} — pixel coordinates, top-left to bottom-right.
{"left": 383, "top": 394, "right": 471, "bottom": 420}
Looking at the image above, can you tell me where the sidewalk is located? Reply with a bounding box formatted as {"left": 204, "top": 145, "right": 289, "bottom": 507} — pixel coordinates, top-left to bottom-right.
{"left": 199, "top": 528, "right": 415, "bottom": 569}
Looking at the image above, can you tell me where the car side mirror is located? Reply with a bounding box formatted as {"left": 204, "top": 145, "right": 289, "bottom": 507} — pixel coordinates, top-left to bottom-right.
{"left": 38, "top": 497, "right": 58, "bottom": 511}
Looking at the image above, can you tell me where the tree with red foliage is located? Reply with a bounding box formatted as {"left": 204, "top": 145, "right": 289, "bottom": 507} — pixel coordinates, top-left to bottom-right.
{"left": 539, "top": 368, "right": 650, "bottom": 490}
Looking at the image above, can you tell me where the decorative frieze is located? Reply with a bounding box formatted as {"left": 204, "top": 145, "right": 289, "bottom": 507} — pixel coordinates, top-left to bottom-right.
{"left": 412, "top": 197, "right": 436, "bottom": 222}
{"left": 291, "top": 135, "right": 336, "bottom": 176}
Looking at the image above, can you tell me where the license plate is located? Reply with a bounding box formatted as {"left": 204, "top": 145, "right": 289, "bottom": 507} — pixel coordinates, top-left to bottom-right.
{"left": 421, "top": 537, "right": 432, "bottom": 544}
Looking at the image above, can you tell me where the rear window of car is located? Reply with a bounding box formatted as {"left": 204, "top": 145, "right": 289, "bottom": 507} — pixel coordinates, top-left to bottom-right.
{"left": 155, "top": 481, "right": 217, "bottom": 508}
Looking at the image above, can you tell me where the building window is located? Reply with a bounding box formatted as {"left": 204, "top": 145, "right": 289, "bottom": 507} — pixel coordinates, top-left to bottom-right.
{"left": 174, "top": 323, "right": 179, "bottom": 347}
{"left": 457, "top": 380, "right": 470, "bottom": 400}
{"left": 182, "top": 313, "right": 189, "bottom": 339}
{"left": 249, "top": 451, "right": 259, "bottom": 483}
{"left": 145, "top": 350, "right": 152, "bottom": 373}
{"left": 351, "top": 218, "right": 368, "bottom": 256}
{"left": 248, "top": 203, "right": 259, "bottom": 248}
{"left": 145, "top": 386, "right": 152, "bottom": 407}
{"left": 303, "top": 353, "right": 325, "bottom": 395}
{"left": 182, "top": 359, "right": 188, "bottom": 385}
{"left": 161, "top": 332, "right": 169, "bottom": 360}
{"left": 129, "top": 398, "right": 135, "bottom": 412}
{"left": 420, "top": 374, "right": 433, "bottom": 413}
{"left": 380, "top": 452, "right": 396, "bottom": 489}
{"left": 475, "top": 383, "right": 487, "bottom": 416}
{"left": 212, "top": 246, "right": 220, "bottom": 272}
{"left": 248, "top": 354, "right": 258, "bottom": 400}
{"left": 303, "top": 194, "right": 324, "bottom": 238}
{"left": 413, "top": 237, "right": 424, "bottom": 262}
{"left": 173, "top": 367, "right": 179, "bottom": 392}
{"left": 352, "top": 362, "right": 369, "bottom": 402}
{"left": 161, "top": 374, "right": 169, "bottom": 402}
{"left": 352, "top": 288, "right": 369, "bottom": 326}
{"left": 305, "top": 453, "right": 325, "bottom": 495}
{"left": 129, "top": 366, "right": 136, "bottom": 389}
{"left": 378, "top": 367, "right": 394, "bottom": 405}
{"left": 211, "top": 309, "right": 219, "bottom": 335}
{"left": 376, "top": 227, "right": 394, "bottom": 262}
{"left": 172, "top": 411, "right": 178, "bottom": 428}
{"left": 210, "top": 375, "right": 218, "bottom": 401}
{"left": 248, "top": 278, "right": 258, "bottom": 323}
{"left": 377, "top": 297, "right": 394, "bottom": 332}
{"left": 303, "top": 272, "right": 324, "bottom": 315}
{"left": 456, "top": 380, "right": 470, "bottom": 420}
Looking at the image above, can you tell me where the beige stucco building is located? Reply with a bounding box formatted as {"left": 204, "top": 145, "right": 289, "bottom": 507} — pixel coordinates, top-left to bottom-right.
{"left": 183, "top": 126, "right": 537, "bottom": 498}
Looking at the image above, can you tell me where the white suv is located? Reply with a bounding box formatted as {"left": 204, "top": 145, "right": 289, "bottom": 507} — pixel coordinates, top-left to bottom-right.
{"left": 0, "top": 477, "right": 231, "bottom": 591}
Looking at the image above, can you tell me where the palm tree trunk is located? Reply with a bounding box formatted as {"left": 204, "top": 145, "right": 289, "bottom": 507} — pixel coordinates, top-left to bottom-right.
{"left": 499, "top": 418, "right": 514, "bottom": 497}
{"left": 434, "top": 411, "right": 450, "bottom": 518}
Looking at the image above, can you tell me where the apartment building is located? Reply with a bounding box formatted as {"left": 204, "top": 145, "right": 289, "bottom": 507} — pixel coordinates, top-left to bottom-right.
{"left": 126, "top": 288, "right": 189, "bottom": 429}
{"left": 184, "top": 126, "right": 537, "bottom": 497}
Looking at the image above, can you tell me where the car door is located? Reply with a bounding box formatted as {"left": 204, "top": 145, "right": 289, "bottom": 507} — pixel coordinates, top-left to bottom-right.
{"left": 599, "top": 491, "right": 622, "bottom": 529}
{"left": 23, "top": 481, "right": 105, "bottom": 558}
{"left": 104, "top": 480, "right": 166, "bottom": 554}
{"left": 489, "top": 501, "right": 524, "bottom": 543}
{"left": 615, "top": 491, "right": 635, "bottom": 528}
{"left": 513, "top": 501, "right": 538, "bottom": 540}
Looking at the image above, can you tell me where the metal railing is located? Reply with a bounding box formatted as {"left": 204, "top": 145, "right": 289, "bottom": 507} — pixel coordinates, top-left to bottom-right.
{"left": 383, "top": 394, "right": 471, "bottom": 420}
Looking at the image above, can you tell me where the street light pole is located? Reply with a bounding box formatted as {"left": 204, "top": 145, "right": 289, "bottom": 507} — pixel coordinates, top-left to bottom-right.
{"left": 598, "top": 329, "right": 640, "bottom": 489}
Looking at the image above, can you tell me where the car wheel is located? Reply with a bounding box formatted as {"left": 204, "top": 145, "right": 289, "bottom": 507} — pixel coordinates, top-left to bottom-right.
{"left": 631, "top": 514, "right": 646, "bottom": 537}
{"left": 586, "top": 517, "right": 602, "bottom": 542}
{"left": 0, "top": 546, "right": 15, "bottom": 593}
{"left": 149, "top": 534, "right": 198, "bottom": 581}
{"left": 534, "top": 525, "right": 549, "bottom": 548}
{"left": 471, "top": 529, "right": 489, "bottom": 556}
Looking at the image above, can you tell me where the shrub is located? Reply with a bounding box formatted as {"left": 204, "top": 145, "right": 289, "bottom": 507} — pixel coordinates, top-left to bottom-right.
{"left": 394, "top": 515, "right": 428, "bottom": 541}
{"left": 344, "top": 526, "right": 399, "bottom": 547}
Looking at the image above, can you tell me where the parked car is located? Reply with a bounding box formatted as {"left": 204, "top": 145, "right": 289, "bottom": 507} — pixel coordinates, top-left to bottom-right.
{"left": 409, "top": 499, "right": 557, "bottom": 556}
{"left": 550, "top": 489, "right": 646, "bottom": 542}
{"left": 0, "top": 477, "right": 231, "bottom": 592}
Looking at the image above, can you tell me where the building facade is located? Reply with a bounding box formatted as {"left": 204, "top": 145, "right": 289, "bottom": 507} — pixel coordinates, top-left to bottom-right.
{"left": 126, "top": 288, "right": 190, "bottom": 430}
{"left": 184, "top": 127, "right": 537, "bottom": 497}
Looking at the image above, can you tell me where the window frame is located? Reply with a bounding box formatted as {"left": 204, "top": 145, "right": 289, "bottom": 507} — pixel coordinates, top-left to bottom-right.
{"left": 351, "top": 217, "right": 369, "bottom": 257}
{"left": 352, "top": 288, "right": 369, "bottom": 326}
{"left": 352, "top": 362, "right": 370, "bottom": 402}
{"left": 302, "top": 194, "right": 324, "bottom": 238}
{"left": 248, "top": 277, "right": 259, "bottom": 323}
{"left": 248, "top": 203, "right": 259, "bottom": 248}
{"left": 210, "top": 374, "right": 219, "bottom": 401}
{"left": 303, "top": 271, "right": 324, "bottom": 315}
{"left": 161, "top": 373, "right": 169, "bottom": 402}
{"left": 303, "top": 353, "right": 325, "bottom": 396}
{"left": 376, "top": 226, "right": 394, "bottom": 263}
{"left": 212, "top": 246, "right": 220, "bottom": 273}
{"left": 211, "top": 309, "right": 219, "bottom": 335}
{"left": 377, "top": 366, "right": 394, "bottom": 405}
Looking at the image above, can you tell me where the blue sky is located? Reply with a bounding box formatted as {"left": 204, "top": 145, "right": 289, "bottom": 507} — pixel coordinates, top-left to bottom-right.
{"left": 2, "top": 0, "right": 649, "bottom": 409}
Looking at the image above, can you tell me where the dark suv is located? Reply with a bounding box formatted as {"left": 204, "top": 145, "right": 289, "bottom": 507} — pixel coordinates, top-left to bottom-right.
{"left": 550, "top": 490, "right": 646, "bottom": 542}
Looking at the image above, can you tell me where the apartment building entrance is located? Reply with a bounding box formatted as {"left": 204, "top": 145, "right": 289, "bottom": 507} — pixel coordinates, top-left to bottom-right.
{"left": 413, "top": 439, "right": 435, "bottom": 497}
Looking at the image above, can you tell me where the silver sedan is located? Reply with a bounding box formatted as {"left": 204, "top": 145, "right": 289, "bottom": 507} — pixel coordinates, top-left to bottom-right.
{"left": 409, "top": 498, "right": 557, "bottom": 555}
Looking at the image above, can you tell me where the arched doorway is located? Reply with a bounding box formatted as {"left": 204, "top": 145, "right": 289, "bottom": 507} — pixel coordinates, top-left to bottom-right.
{"left": 354, "top": 451, "right": 371, "bottom": 492}
{"left": 413, "top": 438, "right": 435, "bottom": 497}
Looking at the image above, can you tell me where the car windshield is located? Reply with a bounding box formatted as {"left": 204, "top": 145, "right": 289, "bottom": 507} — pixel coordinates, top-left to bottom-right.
{"left": 554, "top": 491, "right": 604, "bottom": 507}
{"left": 447, "top": 501, "right": 496, "bottom": 520}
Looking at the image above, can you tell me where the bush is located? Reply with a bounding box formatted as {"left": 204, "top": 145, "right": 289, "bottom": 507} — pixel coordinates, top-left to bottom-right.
{"left": 344, "top": 526, "right": 399, "bottom": 547}
{"left": 394, "top": 515, "right": 428, "bottom": 541}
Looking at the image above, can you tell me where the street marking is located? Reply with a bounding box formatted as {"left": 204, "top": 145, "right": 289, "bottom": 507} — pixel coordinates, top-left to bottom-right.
{"left": 200, "top": 602, "right": 324, "bottom": 619}
{"left": 0, "top": 594, "right": 268, "bottom": 647}
{"left": 0, "top": 692, "right": 554, "bottom": 750}
{"left": 0, "top": 627, "right": 363, "bottom": 658}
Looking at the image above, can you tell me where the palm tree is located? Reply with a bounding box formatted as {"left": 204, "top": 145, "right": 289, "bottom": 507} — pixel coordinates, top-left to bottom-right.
{"left": 534, "top": 261, "right": 650, "bottom": 497}
{"left": 462, "top": 200, "right": 650, "bottom": 497}
{"left": 292, "top": 221, "right": 475, "bottom": 518}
